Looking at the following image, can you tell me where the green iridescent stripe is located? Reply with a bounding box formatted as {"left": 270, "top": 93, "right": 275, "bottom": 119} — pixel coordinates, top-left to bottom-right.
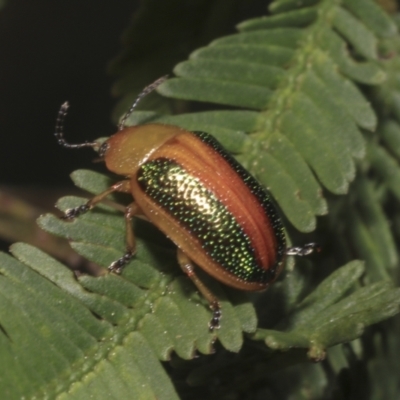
{"left": 137, "top": 158, "right": 276, "bottom": 284}
{"left": 192, "top": 131, "right": 286, "bottom": 269}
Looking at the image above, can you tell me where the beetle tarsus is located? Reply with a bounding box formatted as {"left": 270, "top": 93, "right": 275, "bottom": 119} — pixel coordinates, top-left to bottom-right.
{"left": 62, "top": 204, "right": 91, "bottom": 220}
{"left": 208, "top": 301, "right": 221, "bottom": 331}
{"left": 286, "top": 242, "right": 321, "bottom": 257}
{"left": 108, "top": 251, "right": 134, "bottom": 274}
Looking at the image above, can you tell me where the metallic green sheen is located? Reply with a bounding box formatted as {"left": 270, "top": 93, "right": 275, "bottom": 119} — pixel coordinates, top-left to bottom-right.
{"left": 137, "top": 158, "right": 276, "bottom": 284}
{"left": 192, "top": 131, "right": 286, "bottom": 268}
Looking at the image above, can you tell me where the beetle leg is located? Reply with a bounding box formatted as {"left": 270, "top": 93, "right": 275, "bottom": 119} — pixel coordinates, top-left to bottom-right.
{"left": 286, "top": 242, "right": 321, "bottom": 256}
{"left": 62, "top": 180, "right": 139, "bottom": 273}
{"left": 108, "top": 202, "right": 139, "bottom": 274}
{"left": 177, "top": 249, "right": 221, "bottom": 331}
{"left": 63, "top": 180, "right": 131, "bottom": 219}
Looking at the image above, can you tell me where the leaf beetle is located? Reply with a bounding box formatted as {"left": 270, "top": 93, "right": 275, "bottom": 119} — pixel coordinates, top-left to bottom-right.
{"left": 55, "top": 77, "right": 319, "bottom": 330}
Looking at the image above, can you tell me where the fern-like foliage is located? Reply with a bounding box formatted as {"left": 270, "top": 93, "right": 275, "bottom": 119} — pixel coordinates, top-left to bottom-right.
{"left": 117, "top": 0, "right": 390, "bottom": 233}
{"left": 1, "top": 0, "right": 400, "bottom": 399}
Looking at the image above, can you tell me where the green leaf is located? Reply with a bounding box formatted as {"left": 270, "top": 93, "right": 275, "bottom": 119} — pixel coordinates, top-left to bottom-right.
{"left": 352, "top": 178, "right": 398, "bottom": 272}
{"left": 368, "top": 142, "right": 400, "bottom": 202}
{"left": 313, "top": 53, "right": 377, "bottom": 131}
{"left": 159, "top": 77, "right": 274, "bottom": 109}
{"left": 174, "top": 59, "right": 284, "bottom": 89}
{"left": 333, "top": 7, "right": 377, "bottom": 60}
{"left": 252, "top": 262, "right": 400, "bottom": 361}
{"left": 238, "top": 6, "right": 318, "bottom": 30}
{"left": 269, "top": 0, "right": 320, "bottom": 14}
{"left": 317, "top": 28, "right": 386, "bottom": 85}
{"left": 3, "top": 1, "right": 400, "bottom": 397}
{"left": 380, "top": 119, "right": 400, "bottom": 160}
{"left": 139, "top": 0, "right": 382, "bottom": 231}
{"left": 3, "top": 241, "right": 247, "bottom": 398}
{"left": 342, "top": 0, "right": 398, "bottom": 37}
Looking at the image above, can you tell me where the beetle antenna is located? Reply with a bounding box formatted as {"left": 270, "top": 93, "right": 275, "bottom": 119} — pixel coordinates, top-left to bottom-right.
{"left": 118, "top": 75, "right": 168, "bottom": 131}
{"left": 55, "top": 102, "right": 97, "bottom": 149}
{"left": 286, "top": 242, "right": 321, "bottom": 256}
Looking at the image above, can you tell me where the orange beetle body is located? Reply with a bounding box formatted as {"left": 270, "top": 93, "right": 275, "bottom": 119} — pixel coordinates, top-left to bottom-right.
{"left": 100, "top": 123, "right": 286, "bottom": 291}
{"left": 55, "top": 78, "right": 318, "bottom": 329}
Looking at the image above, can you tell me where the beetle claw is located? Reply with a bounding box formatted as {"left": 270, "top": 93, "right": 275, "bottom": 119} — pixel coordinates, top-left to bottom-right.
{"left": 62, "top": 204, "right": 91, "bottom": 220}
{"left": 286, "top": 242, "right": 321, "bottom": 257}
{"left": 208, "top": 302, "right": 222, "bottom": 331}
{"left": 108, "top": 251, "right": 134, "bottom": 274}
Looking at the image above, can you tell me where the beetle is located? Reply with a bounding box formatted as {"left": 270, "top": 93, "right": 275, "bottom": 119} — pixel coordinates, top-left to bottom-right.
{"left": 55, "top": 77, "right": 319, "bottom": 330}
